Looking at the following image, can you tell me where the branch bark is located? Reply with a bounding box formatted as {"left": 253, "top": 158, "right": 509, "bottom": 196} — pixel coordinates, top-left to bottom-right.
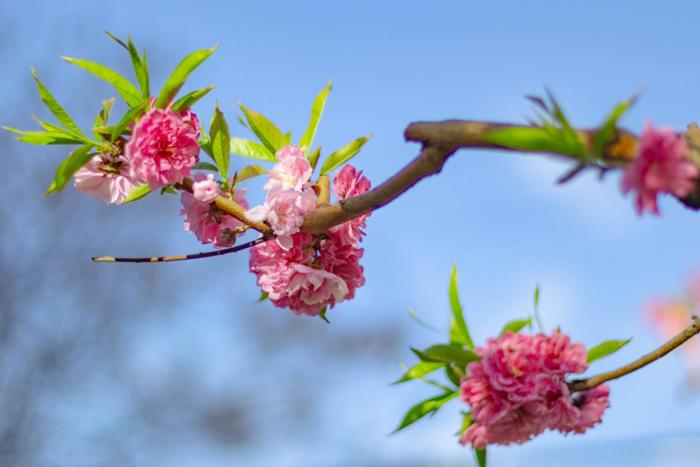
{"left": 568, "top": 315, "right": 700, "bottom": 392}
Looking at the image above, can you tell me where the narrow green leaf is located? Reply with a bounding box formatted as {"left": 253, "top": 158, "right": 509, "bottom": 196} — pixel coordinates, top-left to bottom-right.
{"left": 171, "top": 85, "right": 216, "bottom": 112}
{"left": 474, "top": 448, "right": 487, "bottom": 467}
{"left": 308, "top": 146, "right": 322, "bottom": 170}
{"left": 587, "top": 338, "right": 632, "bottom": 364}
{"left": 127, "top": 36, "right": 150, "bottom": 98}
{"left": 392, "top": 391, "right": 458, "bottom": 433}
{"left": 210, "top": 103, "right": 231, "bottom": 180}
{"left": 155, "top": 45, "right": 218, "bottom": 108}
{"left": 449, "top": 266, "right": 474, "bottom": 348}
{"left": 407, "top": 308, "right": 442, "bottom": 334}
{"left": 392, "top": 361, "right": 444, "bottom": 385}
{"left": 257, "top": 291, "right": 269, "bottom": 302}
{"left": 239, "top": 103, "right": 288, "bottom": 154}
{"left": 481, "top": 126, "right": 576, "bottom": 156}
{"left": 123, "top": 184, "right": 151, "bottom": 203}
{"left": 319, "top": 306, "right": 330, "bottom": 323}
{"left": 111, "top": 102, "right": 147, "bottom": 140}
{"left": 460, "top": 411, "right": 473, "bottom": 435}
{"left": 32, "top": 69, "right": 84, "bottom": 137}
{"left": 62, "top": 57, "right": 143, "bottom": 107}
{"left": 499, "top": 318, "right": 532, "bottom": 336}
{"left": 319, "top": 134, "right": 371, "bottom": 175}
{"left": 299, "top": 79, "right": 332, "bottom": 150}
{"left": 593, "top": 95, "right": 638, "bottom": 156}
{"left": 230, "top": 137, "right": 276, "bottom": 162}
{"left": 10, "top": 130, "right": 85, "bottom": 145}
{"left": 444, "top": 364, "right": 462, "bottom": 387}
{"left": 411, "top": 344, "right": 479, "bottom": 367}
{"left": 46, "top": 144, "right": 94, "bottom": 194}
{"left": 194, "top": 161, "right": 219, "bottom": 172}
{"left": 237, "top": 164, "right": 268, "bottom": 183}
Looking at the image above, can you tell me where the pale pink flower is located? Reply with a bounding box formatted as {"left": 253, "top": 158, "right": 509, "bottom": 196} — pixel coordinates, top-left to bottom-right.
{"left": 192, "top": 173, "right": 219, "bottom": 203}
{"left": 74, "top": 154, "right": 139, "bottom": 205}
{"left": 328, "top": 165, "right": 372, "bottom": 245}
{"left": 622, "top": 121, "right": 698, "bottom": 215}
{"left": 180, "top": 174, "right": 248, "bottom": 248}
{"left": 460, "top": 331, "right": 607, "bottom": 449}
{"left": 266, "top": 145, "right": 312, "bottom": 191}
{"left": 127, "top": 108, "right": 201, "bottom": 189}
{"left": 319, "top": 234, "right": 365, "bottom": 300}
{"left": 249, "top": 233, "right": 349, "bottom": 316}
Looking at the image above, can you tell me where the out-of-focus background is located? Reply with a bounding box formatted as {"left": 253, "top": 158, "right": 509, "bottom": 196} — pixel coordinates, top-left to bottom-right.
{"left": 1, "top": 1, "right": 699, "bottom": 466}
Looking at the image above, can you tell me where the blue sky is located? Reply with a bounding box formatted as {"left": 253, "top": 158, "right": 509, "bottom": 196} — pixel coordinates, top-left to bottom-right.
{"left": 2, "top": 0, "right": 700, "bottom": 466}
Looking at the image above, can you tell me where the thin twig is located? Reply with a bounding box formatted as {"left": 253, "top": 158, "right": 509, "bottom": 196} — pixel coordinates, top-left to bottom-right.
{"left": 92, "top": 236, "right": 270, "bottom": 263}
{"left": 567, "top": 315, "right": 700, "bottom": 392}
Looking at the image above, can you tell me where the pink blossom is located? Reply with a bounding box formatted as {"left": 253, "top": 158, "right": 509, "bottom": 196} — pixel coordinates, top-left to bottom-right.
{"left": 249, "top": 233, "right": 350, "bottom": 316}
{"left": 246, "top": 145, "right": 317, "bottom": 239}
{"left": 127, "top": 108, "right": 201, "bottom": 189}
{"left": 266, "top": 145, "right": 313, "bottom": 191}
{"left": 192, "top": 173, "right": 219, "bottom": 203}
{"left": 460, "top": 331, "right": 608, "bottom": 449}
{"left": 319, "top": 234, "right": 365, "bottom": 300}
{"left": 180, "top": 174, "right": 248, "bottom": 248}
{"left": 74, "top": 154, "right": 139, "bottom": 205}
{"left": 622, "top": 121, "right": 698, "bottom": 215}
{"left": 328, "top": 165, "right": 372, "bottom": 245}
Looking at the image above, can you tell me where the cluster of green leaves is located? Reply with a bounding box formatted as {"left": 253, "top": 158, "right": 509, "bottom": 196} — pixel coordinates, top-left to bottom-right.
{"left": 215, "top": 80, "right": 371, "bottom": 187}
{"left": 393, "top": 267, "right": 633, "bottom": 467}
{"left": 3, "top": 33, "right": 217, "bottom": 197}
{"left": 481, "top": 91, "right": 637, "bottom": 183}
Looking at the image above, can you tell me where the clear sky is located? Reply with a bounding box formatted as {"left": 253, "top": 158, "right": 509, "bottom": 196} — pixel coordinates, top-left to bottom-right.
{"left": 2, "top": 0, "right": 699, "bottom": 466}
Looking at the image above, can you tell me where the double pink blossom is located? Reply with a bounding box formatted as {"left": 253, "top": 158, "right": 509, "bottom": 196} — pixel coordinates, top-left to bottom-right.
{"left": 180, "top": 173, "right": 248, "bottom": 248}
{"left": 246, "top": 145, "right": 317, "bottom": 244}
{"left": 74, "top": 154, "right": 139, "bottom": 205}
{"left": 328, "top": 165, "right": 372, "bottom": 245}
{"left": 622, "top": 122, "right": 698, "bottom": 215}
{"left": 126, "top": 107, "right": 201, "bottom": 189}
{"left": 460, "top": 332, "right": 609, "bottom": 449}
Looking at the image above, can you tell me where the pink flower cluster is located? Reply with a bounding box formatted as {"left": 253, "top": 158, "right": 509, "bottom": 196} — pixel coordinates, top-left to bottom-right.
{"left": 74, "top": 106, "right": 201, "bottom": 204}
{"left": 622, "top": 122, "right": 698, "bottom": 215}
{"left": 246, "top": 145, "right": 317, "bottom": 245}
{"left": 249, "top": 164, "right": 371, "bottom": 316}
{"left": 180, "top": 173, "right": 249, "bottom": 248}
{"left": 460, "top": 331, "right": 609, "bottom": 449}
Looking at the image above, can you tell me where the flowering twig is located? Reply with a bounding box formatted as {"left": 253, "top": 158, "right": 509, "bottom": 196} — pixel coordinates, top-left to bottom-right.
{"left": 567, "top": 315, "right": 700, "bottom": 392}
{"left": 92, "top": 236, "right": 270, "bottom": 263}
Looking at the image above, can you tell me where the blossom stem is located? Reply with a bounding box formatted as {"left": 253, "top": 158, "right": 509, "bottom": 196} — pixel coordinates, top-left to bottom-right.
{"left": 91, "top": 236, "right": 271, "bottom": 263}
{"left": 567, "top": 315, "right": 700, "bottom": 392}
{"left": 299, "top": 121, "right": 642, "bottom": 234}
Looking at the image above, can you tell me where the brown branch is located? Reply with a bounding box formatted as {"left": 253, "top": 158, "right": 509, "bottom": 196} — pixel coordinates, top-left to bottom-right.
{"left": 567, "top": 315, "right": 700, "bottom": 392}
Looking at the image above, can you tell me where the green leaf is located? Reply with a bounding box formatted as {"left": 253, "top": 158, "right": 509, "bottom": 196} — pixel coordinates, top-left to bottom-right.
{"left": 481, "top": 126, "right": 575, "bottom": 156}
{"left": 194, "top": 161, "right": 219, "bottom": 172}
{"left": 257, "top": 291, "right": 269, "bottom": 302}
{"left": 31, "top": 69, "right": 85, "bottom": 137}
{"left": 449, "top": 266, "right": 474, "bottom": 348}
{"left": 392, "top": 361, "right": 444, "bottom": 385}
{"left": 499, "top": 318, "right": 532, "bottom": 336}
{"left": 239, "top": 103, "right": 288, "bottom": 154}
{"left": 171, "top": 85, "right": 216, "bottom": 112}
{"left": 210, "top": 103, "right": 231, "bottom": 180}
{"left": 593, "top": 95, "right": 638, "bottom": 156}
{"left": 230, "top": 137, "right": 276, "bottom": 162}
{"left": 155, "top": 45, "right": 218, "bottom": 108}
{"left": 46, "top": 144, "right": 94, "bottom": 194}
{"left": 474, "top": 448, "right": 487, "bottom": 467}
{"left": 411, "top": 344, "right": 479, "bottom": 367}
{"left": 392, "top": 391, "right": 458, "bottom": 433}
{"left": 62, "top": 57, "right": 143, "bottom": 107}
{"left": 308, "top": 146, "right": 322, "bottom": 170}
{"left": 237, "top": 164, "right": 268, "bottom": 183}
{"left": 111, "top": 102, "right": 147, "bottom": 140}
{"left": 127, "top": 36, "right": 150, "bottom": 98}
{"left": 319, "top": 306, "right": 330, "bottom": 323}
{"left": 319, "top": 134, "right": 371, "bottom": 175}
{"left": 444, "top": 364, "right": 462, "bottom": 387}
{"left": 460, "top": 411, "right": 473, "bottom": 434}
{"left": 123, "top": 184, "right": 151, "bottom": 203}
{"left": 5, "top": 129, "right": 85, "bottom": 145}
{"left": 93, "top": 97, "right": 115, "bottom": 134}
{"left": 587, "top": 338, "right": 632, "bottom": 364}
{"left": 299, "top": 80, "right": 332, "bottom": 150}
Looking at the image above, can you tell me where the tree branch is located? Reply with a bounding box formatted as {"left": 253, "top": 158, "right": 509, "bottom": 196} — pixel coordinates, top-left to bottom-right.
{"left": 567, "top": 315, "right": 700, "bottom": 392}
